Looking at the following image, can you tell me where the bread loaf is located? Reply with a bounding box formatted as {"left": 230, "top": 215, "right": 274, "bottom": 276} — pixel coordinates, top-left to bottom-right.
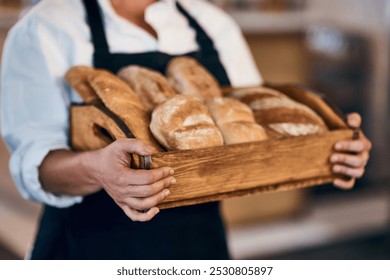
{"left": 65, "top": 66, "right": 101, "bottom": 103}
{"left": 166, "top": 57, "right": 222, "bottom": 99}
{"left": 150, "top": 95, "right": 224, "bottom": 150}
{"left": 118, "top": 65, "right": 176, "bottom": 112}
{"left": 205, "top": 97, "right": 268, "bottom": 144}
{"left": 228, "top": 87, "right": 328, "bottom": 138}
{"left": 88, "top": 70, "right": 161, "bottom": 149}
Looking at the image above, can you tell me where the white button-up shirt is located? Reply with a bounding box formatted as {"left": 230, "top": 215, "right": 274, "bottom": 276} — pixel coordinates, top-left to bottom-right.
{"left": 0, "top": 0, "right": 262, "bottom": 207}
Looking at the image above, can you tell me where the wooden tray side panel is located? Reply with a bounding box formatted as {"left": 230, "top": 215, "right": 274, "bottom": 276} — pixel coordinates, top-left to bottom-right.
{"left": 158, "top": 177, "right": 333, "bottom": 209}
{"left": 153, "top": 129, "right": 353, "bottom": 208}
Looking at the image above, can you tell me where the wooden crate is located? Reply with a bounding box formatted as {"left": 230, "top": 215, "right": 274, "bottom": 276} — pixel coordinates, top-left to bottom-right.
{"left": 71, "top": 84, "right": 355, "bottom": 209}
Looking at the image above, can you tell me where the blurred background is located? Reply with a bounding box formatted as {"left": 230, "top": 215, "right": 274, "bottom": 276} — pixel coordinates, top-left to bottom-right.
{"left": 0, "top": 0, "right": 389, "bottom": 259}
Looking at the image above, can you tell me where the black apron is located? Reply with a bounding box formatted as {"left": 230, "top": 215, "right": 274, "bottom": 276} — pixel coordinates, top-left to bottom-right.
{"left": 30, "top": 0, "right": 231, "bottom": 260}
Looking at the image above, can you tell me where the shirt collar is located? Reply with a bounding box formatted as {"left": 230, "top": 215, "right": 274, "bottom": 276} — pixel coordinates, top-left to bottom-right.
{"left": 97, "top": 0, "right": 176, "bottom": 23}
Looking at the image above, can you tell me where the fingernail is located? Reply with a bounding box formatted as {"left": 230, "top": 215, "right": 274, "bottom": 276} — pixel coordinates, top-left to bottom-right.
{"left": 333, "top": 166, "right": 341, "bottom": 172}
{"left": 164, "top": 189, "right": 170, "bottom": 197}
{"left": 330, "top": 155, "right": 338, "bottom": 162}
{"left": 171, "top": 178, "right": 177, "bottom": 185}
{"left": 350, "top": 119, "right": 358, "bottom": 127}
{"left": 335, "top": 143, "right": 342, "bottom": 150}
{"left": 169, "top": 168, "right": 174, "bottom": 176}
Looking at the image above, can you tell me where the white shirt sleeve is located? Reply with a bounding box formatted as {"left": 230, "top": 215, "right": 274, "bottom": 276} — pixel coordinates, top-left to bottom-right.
{"left": 0, "top": 15, "right": 83, "bottom": 207}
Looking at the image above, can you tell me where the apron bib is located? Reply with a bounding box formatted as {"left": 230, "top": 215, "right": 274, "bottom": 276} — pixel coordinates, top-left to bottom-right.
{"left": 31, "top": 0, "right": 231, "bottom": 260}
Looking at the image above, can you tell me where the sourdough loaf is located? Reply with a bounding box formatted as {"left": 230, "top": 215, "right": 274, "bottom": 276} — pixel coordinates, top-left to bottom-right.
{"left": 166, "top": 57, "right": 222, "bottom": 99}
{"left": 228, "top": 87, "right": 328, "bottom": 138}
{"left": 150, "top": 95, "right": 224, "bottom": 150}
{"left": 205, "top": 97, "right": 268, "bottom": 144}
{"left": 118, "top": 65, "right": 177, "bottom": 112}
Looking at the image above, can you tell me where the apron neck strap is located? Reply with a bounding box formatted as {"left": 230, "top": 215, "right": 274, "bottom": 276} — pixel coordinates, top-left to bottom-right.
{"left": 82, "top": 0, "right": 110, "bottom": 54}
{"left": 175, "top": 2, "right": 218, "bottom": 55}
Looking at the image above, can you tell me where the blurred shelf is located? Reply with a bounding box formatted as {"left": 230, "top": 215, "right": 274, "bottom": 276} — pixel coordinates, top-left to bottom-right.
{"left": 227, "top": 185, "right": 390, "bottom": 259}
{"left": 231, "top": 11, "right": 305, "bottom": 34}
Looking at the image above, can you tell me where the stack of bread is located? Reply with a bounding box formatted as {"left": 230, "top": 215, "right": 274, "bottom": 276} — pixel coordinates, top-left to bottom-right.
{"left": 67, "top": 56, "right": 328, "bottom": 153}
{"left": 118, "top": 62, "right": 224, "bottom": 150}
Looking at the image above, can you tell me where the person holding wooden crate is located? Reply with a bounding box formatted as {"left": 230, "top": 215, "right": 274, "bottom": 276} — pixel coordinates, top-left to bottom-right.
{"left": 0, "top": 0, "right": 371, "bottom": 259}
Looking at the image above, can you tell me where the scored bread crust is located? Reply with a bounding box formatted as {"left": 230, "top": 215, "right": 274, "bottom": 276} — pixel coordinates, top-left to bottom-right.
{"left": 206, "top": 97, "right": 268, "bottom": 144}
{"left": 88, "top": 70, "right": 162, "bottom": 150}
{"left": 228, "top": 87, "right": 328, "bottom": 138}
{"left": 166, "top": 57, "right": 222, "bottom": 99}
{"left": 150, "top": 95, "right": 224, "bottom": 150}
{"left": 118, "top": 65, "right": 177, "bottom": 113}
{"left": 65, "top": 66, "right": 101, "bottom": 103}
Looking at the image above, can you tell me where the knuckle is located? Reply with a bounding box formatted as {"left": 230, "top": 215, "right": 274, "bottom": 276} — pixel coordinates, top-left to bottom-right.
{"left": 164, "top": 177, "right": 172, "bottom": 188}
{"left": 145, "top": 172, "right": 156, "bottom": 184}
{"left": 140, "top": 185, "right": 152, "bottom": 197}
{"left": 356, "top": 157, "right": 365, "bottom": 167}
{"left": 115, "top": 138, "right": 127, "bottom": 147}
{"left": 336, "top": 165, "right": 346, "bottom": 173}
{"left": 136, "top": 200, "right": 147, "bottom": 210}
{"left": 357, "top": 141, "right": 365, "bottom": 151}
{"left": 132, "top": 199, "right": 143, "bottom": 210}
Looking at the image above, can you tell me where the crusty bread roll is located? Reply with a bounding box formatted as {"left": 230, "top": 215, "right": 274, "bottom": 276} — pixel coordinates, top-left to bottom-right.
{"left": 228, "top": 86, "right": 328, "bottom": 138}
{"left": 88, "top": 70, "right": 161, "bottom": 149}
{"left": 117, "top": 65, "right": 177, "bottom": 113}
{"left": 150, "top": 95, "right": 224, "bottom": 150}
{"left": 166, "top": 57, "right": 222, "bottom": 99}
{"left": 205, "top": 97, "right": 268, "bottom": 144}
{"left": 65, "top": 66, "right": 101, "bottom": 103}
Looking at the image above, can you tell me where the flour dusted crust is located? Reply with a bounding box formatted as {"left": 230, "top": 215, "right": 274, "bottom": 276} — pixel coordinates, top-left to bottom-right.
{"left": 205, "top": 97, "right": 267, "bottom": 144}
{"left": 88, "top": 70, "right": 161, "bottom": 149}
{"left": 118, "top": 65, "right": 177, "bottom": 112}
{"left": 229, "top": 87, "right": 328, "bottom": 138}
{"left": 65, "top": 66, "right": 101, "bottom": 103}
{"left": 150, "top": 95, "right": 224, "bottom": 150}
{"left": 166, "top": 57, "right": 222, "bottom": 99}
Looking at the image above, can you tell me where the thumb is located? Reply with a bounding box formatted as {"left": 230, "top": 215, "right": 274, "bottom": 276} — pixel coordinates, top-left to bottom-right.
{"left": 115, "top": 138, "right": 156, "bottom": 156}
{"left": 346, "top": 112, "right": 362, "bottom": 129}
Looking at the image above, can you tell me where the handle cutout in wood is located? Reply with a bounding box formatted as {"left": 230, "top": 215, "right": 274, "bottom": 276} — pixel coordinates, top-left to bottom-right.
{"left": 92, "top": 123, "right": 115, "bottom": 145}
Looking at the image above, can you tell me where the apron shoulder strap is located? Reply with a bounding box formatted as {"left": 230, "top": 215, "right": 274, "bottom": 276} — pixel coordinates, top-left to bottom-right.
{"left": 82, "top": 0, "right": 110, "bottom": 54}
{"left": 175, "top": 2, "right": 218, "bottom": 55}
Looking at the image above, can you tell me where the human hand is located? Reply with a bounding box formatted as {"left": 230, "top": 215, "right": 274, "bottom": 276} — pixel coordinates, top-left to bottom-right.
{"left": 90, "top": 138, "right": 175, "bottom": 221}
{"left": 330, "top": 113, "right": 372, "bottom": 190}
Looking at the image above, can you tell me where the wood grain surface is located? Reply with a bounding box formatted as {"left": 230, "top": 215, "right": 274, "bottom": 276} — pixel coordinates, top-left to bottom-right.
{"left": 149, "top": 129, "right": 353, "bottom": 208}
